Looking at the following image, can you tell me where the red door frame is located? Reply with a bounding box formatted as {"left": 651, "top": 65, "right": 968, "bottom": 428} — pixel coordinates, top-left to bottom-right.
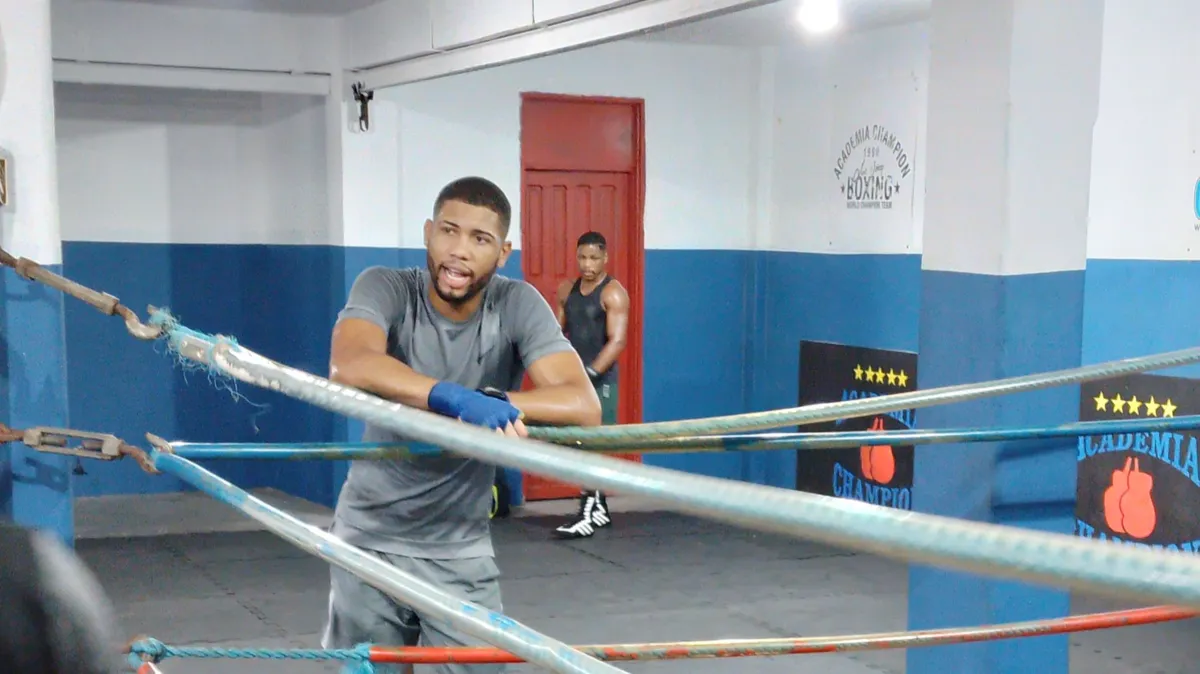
{"left": 519, "top": 92, "right": 647, "bottom": 495}
{"left": 519, "top": 91, "right": 646, "bottom": 426}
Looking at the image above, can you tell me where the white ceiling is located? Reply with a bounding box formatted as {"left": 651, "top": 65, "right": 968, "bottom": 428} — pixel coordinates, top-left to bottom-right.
{"left": 72, "top": 0, "right": 930, "bottom": 46}
{"left": 640, "top": 0, "right": 931, "bottom": 45}
{"left": 89, "top": 0, "right": 386, "bottom": 16}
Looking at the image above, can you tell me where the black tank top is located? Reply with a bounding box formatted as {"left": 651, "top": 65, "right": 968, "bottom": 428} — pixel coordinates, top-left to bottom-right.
{"left": 564, "top": 275, "right": 617, "bottom": 384}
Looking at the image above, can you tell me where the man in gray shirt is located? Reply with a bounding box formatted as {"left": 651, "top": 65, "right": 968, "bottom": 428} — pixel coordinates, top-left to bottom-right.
{"left": 322, "top": 176, "right": 602, "bottom": 674}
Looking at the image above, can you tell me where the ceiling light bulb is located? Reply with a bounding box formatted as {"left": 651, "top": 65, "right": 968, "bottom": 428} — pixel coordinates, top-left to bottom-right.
{"left": 797, "top": 0, "right": 840, "bottom": 34}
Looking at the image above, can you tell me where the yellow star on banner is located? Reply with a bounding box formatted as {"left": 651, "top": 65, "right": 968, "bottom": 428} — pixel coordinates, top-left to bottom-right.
{"left": 896, "top": 370, "right": 909, "bottom": 387}
{"left": 1128, "top": 396, "right": 1143, "bottom": 416}
{"left": 1163, "top": 398, "right": 1177, "bottom": 418}
{"left": 1111, "top": 394, "right": 1127, "bottom": 414}
{"left": 886, "top": 369, "right": 897, "bottom": 386}
{"left": 1093, "top": 391, "right": 1109, "bottom": 411}
{"left": 854, "top": 364, "right": 864, "bottom": 380}
{"left": 1145, "top": 396, "right": 1161, "bottom": 417}
{"left": 866, "top": 367, "right": 877, "bottom": 383}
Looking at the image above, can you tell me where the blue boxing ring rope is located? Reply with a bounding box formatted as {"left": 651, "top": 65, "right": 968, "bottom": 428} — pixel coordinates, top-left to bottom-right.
{"left": 141, "top": 441, "right": 614, "bottom": 674}
{"left": 6, "top": 248, "right": 1200, "bottom": 673}
{"left": 163, "top": 413, "right": 1200, "bottom": 461}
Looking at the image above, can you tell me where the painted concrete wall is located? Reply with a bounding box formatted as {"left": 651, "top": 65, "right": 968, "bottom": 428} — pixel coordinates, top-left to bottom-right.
{"left": 52, "top": 4, "right": 1199, "bottom": 516}
{"left": 56, "top": 40, "right": 769, "bottom": 502}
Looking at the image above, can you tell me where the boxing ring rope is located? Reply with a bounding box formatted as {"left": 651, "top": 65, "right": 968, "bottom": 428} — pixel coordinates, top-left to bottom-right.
{"left": 143, "top": 315, "right": 1200, "bottom": 609}
{"left": 8, "top": 246, "right": 1200, "bottom": 446}
{"left": 526, "top": 352, "right": 1200, "bottom": 445}
{"left": 123, "top": 605, "right": 1196, "bottom": 667}
{"left": 5, "top": 422, "right": 1192, "bottom": 672}
{"left": 5, "top": 248, "right": 1200, "bottom": 671}
{"left": 158, "top": 412, "right": 1200, "bottom": 461}
{"left": 143, "top": 444, "right": 620, "bottom": 674}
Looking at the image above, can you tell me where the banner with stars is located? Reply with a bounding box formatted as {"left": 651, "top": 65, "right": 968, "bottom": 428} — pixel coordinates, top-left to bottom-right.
{"left": 1076, "top": 373, "right": 1200, "bottom": 553}
{"left": 796, "top": 340, "right": 918, "bottom": 511}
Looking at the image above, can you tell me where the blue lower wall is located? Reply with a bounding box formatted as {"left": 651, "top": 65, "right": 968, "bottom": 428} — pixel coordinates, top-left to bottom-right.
{"left": 3, "top": 265, "right": 74, "bottom": 545}
{"left": 909, "top": 270, "right": 1085, "bottom": 674}
{"left": 749, "top": 252, "right": 923, "bottom": 487}
{"left": 62, "top": 243, "right": 345, "bottom": 505}
{"left": 60, "top": 243, "right": 759, "bottom": 505}
{"left": 1082, "top": 260, "right": 1200, "bottom": 376}
{"left": 58, "top": 244, "right": 1196, "bottom": 520}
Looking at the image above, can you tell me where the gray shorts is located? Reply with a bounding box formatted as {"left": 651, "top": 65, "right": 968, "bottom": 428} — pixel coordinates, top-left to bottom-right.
{"left": 322, "top": 551, "right": 505, "bottom": 674}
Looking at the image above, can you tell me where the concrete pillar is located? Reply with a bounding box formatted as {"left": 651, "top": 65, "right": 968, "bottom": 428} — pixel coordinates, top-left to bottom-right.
{"left": 0, "top": 0, "right": 74, "bottom": 545}
{"left": 908, "top": 2, "right": 1105, "bottom": 673}
{"left": 325, "top": 76, "right": 404, "bottom": 495}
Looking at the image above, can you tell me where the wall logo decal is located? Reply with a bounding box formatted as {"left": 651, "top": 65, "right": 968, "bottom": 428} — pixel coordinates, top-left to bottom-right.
{"left": 1193, "top": 178, "right": 1200, "bottom": 229}
{"left": 832, "top": 124, "right": 913, "bottom": 211}
{"left": 1076, "top": 373, "right": 1200, "bottom": 554}
{"left": 796, "top": 340, "right": 917, "bottom": 510}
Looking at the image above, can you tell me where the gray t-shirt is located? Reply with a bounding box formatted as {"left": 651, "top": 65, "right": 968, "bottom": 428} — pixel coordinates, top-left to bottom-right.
{"left": 331, "top": 266, "right": 573, "bottom": 559}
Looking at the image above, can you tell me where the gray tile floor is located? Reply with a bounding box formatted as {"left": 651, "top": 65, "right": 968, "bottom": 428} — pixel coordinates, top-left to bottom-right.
{"left": 77, "top": 491, "right": 1200, "bottom": 673}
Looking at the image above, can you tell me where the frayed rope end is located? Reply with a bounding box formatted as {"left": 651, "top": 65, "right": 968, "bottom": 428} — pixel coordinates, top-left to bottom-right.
{"left": 145, "top": 307, "right": 271, "bottom": 421}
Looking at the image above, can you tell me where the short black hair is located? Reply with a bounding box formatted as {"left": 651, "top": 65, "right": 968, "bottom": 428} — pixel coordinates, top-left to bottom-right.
{"left": 433, "top": 176, "right": 512, "bottom": 236}
{"left": 577, "top": 231, "right": 606, "bottom": 250}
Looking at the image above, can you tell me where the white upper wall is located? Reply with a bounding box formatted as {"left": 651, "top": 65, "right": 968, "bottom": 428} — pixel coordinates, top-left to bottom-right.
{"left": 361, "top": 38, "right": 760, "bottom": 251}
{"left": 1086, "top": 0, "right": 1200, "bottom": 261}
{"left": 765, "top": 0, "right": 1200, "bottom": 266}
{"left": 765, "top": 0, "right": 1200, "bottom": 264}
{"left": 0, "top": 0, "right": 63, "bottom": 265}
{"left": 768, "top": 21, "right": 929, "bottom": 255}
{"left": 46, "top": 1, "right": 1200, "bottom": 261}
{"left": 56, "top": 84, "right": 329, "bottom": 245}
{"left": 56, "top": 38, "right": 758, "bottom": 250}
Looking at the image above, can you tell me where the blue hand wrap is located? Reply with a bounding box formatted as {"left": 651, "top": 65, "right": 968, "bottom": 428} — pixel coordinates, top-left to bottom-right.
{"left": 427, "top": 382, "right": 521, "bottom": 430}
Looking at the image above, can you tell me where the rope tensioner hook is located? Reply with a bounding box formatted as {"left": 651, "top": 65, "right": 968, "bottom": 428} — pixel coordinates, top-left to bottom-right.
{"left": 0, "top": 423, "right": 160, "bottom": 474}
{"left": 0, "top": 424, "right": 22, "bottom": 444}
{"left": 22, "top": 427, "right": 125, "bottom": 461}
{"left": 0, "top": 246, "right": 162, "bottom": 340}
{"left": 1, "top": 424, "right": 125, "bottom": 460}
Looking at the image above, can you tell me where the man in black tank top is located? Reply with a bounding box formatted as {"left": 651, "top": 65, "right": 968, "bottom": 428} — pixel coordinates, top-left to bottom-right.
{"left": 553, "top": 232, "right": 631, "bottom": 539}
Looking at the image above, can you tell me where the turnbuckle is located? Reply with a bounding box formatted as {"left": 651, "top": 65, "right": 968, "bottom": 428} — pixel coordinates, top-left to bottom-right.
{"left": 23, "top": 427, "right": 125, "bottom": 461}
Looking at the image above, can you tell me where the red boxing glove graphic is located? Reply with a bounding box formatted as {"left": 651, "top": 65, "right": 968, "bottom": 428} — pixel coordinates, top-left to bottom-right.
{"left": 1103, "top": 456, "right": 1157, "bottom": 540}
{"left": 859, "top": 417, "right": 895, "bottom": 485}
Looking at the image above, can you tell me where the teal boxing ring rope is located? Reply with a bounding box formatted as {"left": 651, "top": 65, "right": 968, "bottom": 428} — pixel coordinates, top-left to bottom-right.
{"left": 526, "top": 344, "right": 1200, "bottom": 444}
{"left": 142, "top": 442, "right": 618, "bottom": 674}
{"left": 146, "top": 309, "right": 1200, "bottom": 613}
{"left": 163, "top": 413, "right": 1200, "bottom": 461}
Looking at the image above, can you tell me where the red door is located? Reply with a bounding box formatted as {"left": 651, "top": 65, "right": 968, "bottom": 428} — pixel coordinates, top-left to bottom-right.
{"left": 520, "top": 93, "right": 645, "bottom": 501}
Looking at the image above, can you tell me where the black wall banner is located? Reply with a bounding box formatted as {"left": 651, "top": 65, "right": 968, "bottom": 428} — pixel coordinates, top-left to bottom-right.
{"left": 1076, "top": 373, "right": 1200, "bottom": 553}
{"left": 796, "top": 340, "right": 918, "bottom": 511}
